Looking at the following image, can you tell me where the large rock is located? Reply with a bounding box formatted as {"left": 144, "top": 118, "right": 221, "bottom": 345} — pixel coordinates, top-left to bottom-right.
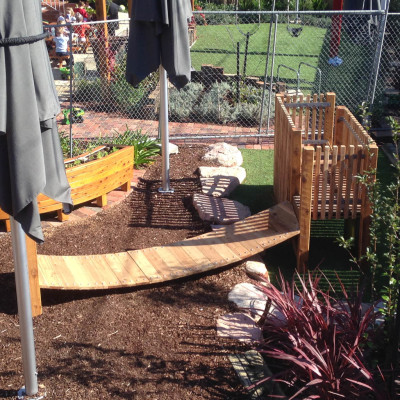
{"left": 200, "top": 176, "right": 240, "bottom": 197}
{"left": 245, "top": 260, "right": 270, "bottom": 283}
{"left": 193, "top": 193, "right": 251, "bottom": 225}
{"left": 217, "top": 313, "right": 262, "bottom": 342}
{"left": 202, "top": 142, "right": 243, "bottom": 167}
{"left": 198, "top": 166, "right": 246, "bottom": 183}
{"left": 156, "top": 142, "right": 179, "bottom": 154}
{"left": 228, "top": 282, "right": 267, "bottom": 318}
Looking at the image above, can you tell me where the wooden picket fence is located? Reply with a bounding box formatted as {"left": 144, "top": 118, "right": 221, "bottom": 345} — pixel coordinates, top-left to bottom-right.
{"left": 274, "top": 93, "right": 378, "bottom": 272}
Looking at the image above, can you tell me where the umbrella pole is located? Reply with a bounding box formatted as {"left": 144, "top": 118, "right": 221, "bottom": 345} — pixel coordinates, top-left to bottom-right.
{"left": 158, "top": 65, "right": 174, "bottom": 194}
{"left": 10, "top": 217, "right": 38, "bottom": 396}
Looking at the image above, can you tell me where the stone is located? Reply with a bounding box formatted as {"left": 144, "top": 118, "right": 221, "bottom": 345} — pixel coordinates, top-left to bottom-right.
{"left": 217, "top": 313, "right": 262, "bottom": 342}
{"left": 198, "top": 166, "right": 246, "bottom": 183}
{"left": 228, "top": 282, "right": 267, "bottom": 318}
{"left": 156, "top": 142, "right": 179, "bottom": 154}
{"left": 200, "top": 175, "right": 240, "bottom": 197}
{"left": 193, "top": 193, "right": 251, "bottom": 225}
{"left": 245, "top": 260, "right": 270, "bottom": 283}
{"left": 202, "top": 142, "right": 243, "bottom": 167}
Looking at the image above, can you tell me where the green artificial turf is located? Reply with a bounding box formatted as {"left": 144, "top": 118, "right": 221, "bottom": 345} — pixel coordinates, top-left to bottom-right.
{"left": 190, "top": 23, "right": 327, "bottom": 86}
{"left": 229, "top": 148, "right": 275, "bottom": 214}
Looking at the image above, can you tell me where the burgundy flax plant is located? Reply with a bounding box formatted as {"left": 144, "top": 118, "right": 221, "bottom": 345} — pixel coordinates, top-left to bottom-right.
{"left": 254, "top": 272, "right": 388, "bottom": 399}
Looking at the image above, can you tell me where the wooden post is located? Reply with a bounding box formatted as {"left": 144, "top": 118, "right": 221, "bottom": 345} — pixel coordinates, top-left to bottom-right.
{"left": 290, "top": 127, "right": 302, "bottom": 199}
{"left": 324, "top": 92, "right": 336, "bottom": 146}
{"left": 297, "top": 146, "right": 314, "bottom": 273}
{"left": 333, "top": 106, "right": 346, "bottom": 147}
{"left": 128, "top": 0, "right": 132, "bottom": 16}
{"left": 94, "top": 0, "right": 111, "bottom": 82}
{"left": 25, "top": 236, "right": 42, "bottom": 317}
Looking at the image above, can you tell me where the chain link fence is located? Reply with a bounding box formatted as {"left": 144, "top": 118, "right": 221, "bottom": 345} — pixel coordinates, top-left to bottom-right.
{"left": 47, "top": 11, "right": 400, "bottom": 156}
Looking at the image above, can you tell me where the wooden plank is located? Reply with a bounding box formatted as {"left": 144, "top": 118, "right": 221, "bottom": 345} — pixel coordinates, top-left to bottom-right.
{"left": 104, "top": 252, "right": 149, "bottom": 285}
{"left": 328, "top": 146, "right": 338, "bottom": 219}
{"left": 85, "top": 255, "right": 123, "bottom": 288}
{"left": 304, "top": 94, "right": 311, "bottom": 139}
{"left": 334, "top": 106, "right": 346, "bottom": 147}
{"left": 38, "top": 255, "right": 66, "bottom": 288}
{"left": 324, "top": 92, "right": 335, "bottom": 146}
{"left": 336, "top": 146, "right": 346, "bottom": 219}
{"left": 320, "top": 145, "right": 330, "bottom": 220}
{"left": 25, "top": 235, "right": 42, "bottom": 317}
{"left": 298, "top": 94, "right": 304, "bottom": 131}
{"left": 344, "top": 145, "right": 354, "bottom": 219}
{"left": 127, "top": 250, "right": 163, "bottom": 281}
{"left": 351, "top": 146, "right": 363, "bottom": 219}
{"left": 297, "top": 146, "right": 314, "bottom": 273}
{"left": 311, "top": 94, "right": 318, "bottom": 140}
{"left": 317, "top": 93, "right": 324, "bottom": 140}
{"left": 312, "top": 146, "right": 321, "bottom": 220}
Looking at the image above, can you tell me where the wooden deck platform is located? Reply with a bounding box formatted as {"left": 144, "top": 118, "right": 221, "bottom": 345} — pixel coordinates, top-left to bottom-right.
{"left": 38, "top": 202, "right": 300, "bottom": 290}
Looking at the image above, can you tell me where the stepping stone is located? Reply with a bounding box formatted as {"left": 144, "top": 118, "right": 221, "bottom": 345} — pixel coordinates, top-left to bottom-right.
{"left": 202, "top": 142, "right": 243, "bottom": 167}
{"left": 157, "top": 142, "right": 179, "bottom": 154}
{"left": 198, "top": 166, "right": 246, "bottom": 183}
{"left": 217, "top": 313, "right": 262, "bottom": 342}
{"left": 200, "top": 175, "right": 240, "bottom": 197}
{"left": 228, "top": 282, "right": 267, "bottom": 317}
{"left": 245, "top": 260, "right": 270, "bottom": 283}
{"left": 193, "top": 193, "right": 251, "bottom": 225}
{"left": 229, "top": 350, "right": 286, "bottom": 399}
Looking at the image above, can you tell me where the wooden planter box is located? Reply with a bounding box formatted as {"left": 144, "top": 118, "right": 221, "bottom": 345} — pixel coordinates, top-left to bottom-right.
{"left": 0, "top": 145, "right": 134, "bottom": 231}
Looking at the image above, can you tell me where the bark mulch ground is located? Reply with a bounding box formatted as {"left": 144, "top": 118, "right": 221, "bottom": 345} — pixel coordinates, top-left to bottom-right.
{"left": 0, "top": 145, "right": 254, "bottom": 399}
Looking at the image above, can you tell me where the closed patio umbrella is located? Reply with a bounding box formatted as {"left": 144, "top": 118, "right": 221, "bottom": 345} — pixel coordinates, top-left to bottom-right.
{"left": 0, "top": 0, "right": 72, "bottom": 395}
{"left": 126, "top": 0, "right": 192, "bottom": 192}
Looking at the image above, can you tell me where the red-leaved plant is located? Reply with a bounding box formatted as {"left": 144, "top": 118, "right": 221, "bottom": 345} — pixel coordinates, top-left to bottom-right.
{"left": 253, "top": 272, "right": 389, "bottom": 399}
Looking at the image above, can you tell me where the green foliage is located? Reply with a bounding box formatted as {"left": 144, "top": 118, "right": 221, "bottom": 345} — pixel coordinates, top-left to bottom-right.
{"left": 195, "top": 82, "right": 235, "bottom": 123}
{"left": 74, "top": 78, "right": 102, "bottom": 102}
{"left": 169, "top": 83, "right": 204, "bottom": 121}
{"left": 109, "top": 126, "right": 161, "bottom": 168}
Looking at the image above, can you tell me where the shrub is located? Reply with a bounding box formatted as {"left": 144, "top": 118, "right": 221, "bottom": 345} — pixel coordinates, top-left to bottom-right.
{"left": 109, "top": 127, "right": 161, "bottom": 168}
{"left": 169, "top": 83, "right": 204, "bottom": 121}
{"left": 255, "top": 272, "right": 387, "bottom": 399}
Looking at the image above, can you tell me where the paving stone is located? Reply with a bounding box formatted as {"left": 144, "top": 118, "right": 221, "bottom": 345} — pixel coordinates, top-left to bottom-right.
{"left": 229, "top": 350, "right": 286, "bottom": 399}
{"left": 198, "top": 166, "right": 246, "bottom": 184}
{"left": 202, "top": 142, "right": 243, "bottom": 167}
{"left": 193, "top": 193, "right": 251, "bottom": 225}
{"left": 200, "top": 175, "right": 240, "bottom": 197}
{"left": 217, "top": 313, "right": 262, "bottom": 342}
{"left": 228, "top": 282, "right": 267, "bottom": 317}
{"left": 245, "top": 260, "right": 270, "bottom": 283}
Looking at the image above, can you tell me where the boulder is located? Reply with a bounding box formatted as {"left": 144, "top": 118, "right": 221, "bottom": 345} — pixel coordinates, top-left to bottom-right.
{"left": 245, "top": 260, "right": 270, "bottom": 283}
{"left": 228, "top": 282, "right": 267, "bottom": 318}
{"left": 200, "top": 175, "right": 240, "bottom": 197}
{"left": 198, "top": 166, "right": 246, "bottom": 183}
{"left": 193, "top": 193, "right": 251, "bottom": 225}
{"left": 157, "top": 142, "right": 179, "bottom": 154}
{"left": 202, "top": 142, "right": 243, "bottom": 167}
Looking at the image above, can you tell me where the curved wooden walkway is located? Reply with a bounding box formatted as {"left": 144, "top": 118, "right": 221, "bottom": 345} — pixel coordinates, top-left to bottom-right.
{"left": 37, "top": 202, "right": 300, "bottom": 290}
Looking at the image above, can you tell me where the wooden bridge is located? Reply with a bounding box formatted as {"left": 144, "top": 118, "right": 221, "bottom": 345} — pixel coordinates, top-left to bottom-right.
{"left": 37, "top": 201, "right": 300, "bottom": 290}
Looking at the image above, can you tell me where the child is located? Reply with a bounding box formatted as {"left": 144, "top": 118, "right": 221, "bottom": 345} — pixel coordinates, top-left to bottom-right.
{"left": 74, "top": 12, "right": 90, "bottom": 46}
{"left": 65, "top": 7, "right": 76, "bottom": 23}
{"left": 53, "top": 26, "right": 73, "bottom": 67}
{"left": 74, "top": 1, "right": 90, "bottom": 21}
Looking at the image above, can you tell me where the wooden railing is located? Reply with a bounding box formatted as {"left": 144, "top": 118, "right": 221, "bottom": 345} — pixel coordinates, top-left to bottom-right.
{"left": 273, "top": 92, "right": 378, "bottom": 272}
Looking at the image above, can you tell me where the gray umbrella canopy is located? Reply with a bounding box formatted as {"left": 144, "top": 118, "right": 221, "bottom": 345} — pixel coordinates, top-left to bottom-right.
{"left": 126, "top": 0, "right": 192, "bottom": 89}
{"left": 0, "top": 0, "right": 72, "bottom": 243}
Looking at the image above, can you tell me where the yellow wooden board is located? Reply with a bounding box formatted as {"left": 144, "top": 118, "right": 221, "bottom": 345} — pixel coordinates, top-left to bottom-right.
{"left": 37, "top": 202, "right": 300, "bottom": 290}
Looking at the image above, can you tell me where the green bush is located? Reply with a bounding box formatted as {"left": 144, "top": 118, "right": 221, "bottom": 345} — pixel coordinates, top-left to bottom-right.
{"left": 109, "top": 127, "right": 161, "bottom": 168}
{"left": 74, "top": 78, "right": 103, "bottom": 102}
{"left": 169, "top": 83, "right": 204, "bottom": 121}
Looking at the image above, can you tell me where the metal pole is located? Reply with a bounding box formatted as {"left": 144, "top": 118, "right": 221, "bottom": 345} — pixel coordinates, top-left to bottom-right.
{"left": 258, "top": 14, "right": 274, "bottom": 135}
{"left": 369, "top": 0, "right": 391, "bottom": 105}
{"left": 158, "top": 65, "right": 173, "bottom": 193}
{"left": 266, "top": 14, "right": 279, "bottom": 134}
{"left": 69, "top": 27, "right": 73, "bottom": 158}
{"left": 10, "top": 217, "right": 38, "bottom": 397}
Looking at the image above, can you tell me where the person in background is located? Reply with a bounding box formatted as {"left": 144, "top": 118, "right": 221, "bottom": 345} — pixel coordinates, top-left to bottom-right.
{"left": 53, "top": 26, "right": 73, "bottom": 67}
{"left": 65, "top": 7, "right": 76, "bottom": 23}
{"left": 74, "top": 1, "right": 90, "bottom": 21}
{"left": 74, "top": 12, "right": 90, "bottom": 46}
{"left": 106, "top": 0, "right": 119, "bottom": 36}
